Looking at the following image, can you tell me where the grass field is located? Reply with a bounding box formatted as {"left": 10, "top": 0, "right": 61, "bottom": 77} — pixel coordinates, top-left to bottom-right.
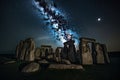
{"left": 0, "top": 53, "right": 120, "bottom": 80}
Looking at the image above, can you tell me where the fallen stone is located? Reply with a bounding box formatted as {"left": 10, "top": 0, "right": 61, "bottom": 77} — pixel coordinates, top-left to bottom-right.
{"left": 21, "top": 62, "right": 40, "bottom": 73}
{"left": 61, "top": 59, "right": 71, "bottom": 65}
{"left": 48, "top": 64, "right": 84, "bottom": 70}
{"left": 4, "top": 60, "right": 16, "bottom": 64}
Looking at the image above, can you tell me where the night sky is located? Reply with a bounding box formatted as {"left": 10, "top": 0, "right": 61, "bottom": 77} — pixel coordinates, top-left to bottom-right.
{"left": 0, "top": 0, "right": 120, "bottom": 52}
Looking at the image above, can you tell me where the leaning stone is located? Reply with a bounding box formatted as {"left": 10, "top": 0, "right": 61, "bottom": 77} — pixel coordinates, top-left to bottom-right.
{"left": 48, "top": 64, "right": 84, "bottom": 70}
{"left": 4, "top": 60, "right": 16, "bottom": 64}
{"left": 21, "top": 62, "right": 40, "bottom": 73}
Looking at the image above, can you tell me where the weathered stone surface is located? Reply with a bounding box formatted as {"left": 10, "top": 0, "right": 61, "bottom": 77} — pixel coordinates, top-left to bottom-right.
{"left": 21, "top": 62, "right": 40, "bottom": 73}
{"left": 95, "top": 43, "right": 105, "bottom": 64}
{"left": 48, "top": 64, "right": 84, "bottom": 70}
{"left": 54, "top": 47, "right": 62, "bottom": 62}
{"left": 16, "top": 40, "right": 24, "bottom": 59}
{"left": 101, "top": 44, "right": 110, "bottom": 63}
{"left": 61, "top": 59, "right": 71, "bottom": 65}
{"left": 81, "top": 42, "right": 93, "bottom": 64}
{"left": 39, "top": 59, "right": 49, "bottom": 64}
{"left": 34, "top": 48, "right": 41, "bottom": 59}
{"left": 16, "top": 38, "right": 35, "bottom": 61}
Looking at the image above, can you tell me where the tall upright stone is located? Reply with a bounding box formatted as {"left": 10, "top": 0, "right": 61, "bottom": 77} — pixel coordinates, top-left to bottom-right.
{"left": 95, "top": 43, "right": 105, "bottom": 64}
{"left": 101, "top": 44, "right": 110, "bottom": 63}
{"left": 79, "top": 37, "right": 96, "bottom": 65}
{"left": 16, "top": 40, "right": 24, "bottom": 59}
{"left": 62, "top": 42, "right": 69, "bottom": 59}
{"left": 24, "top": 38, "right": 35, "bottom": 61}
{"left": 63, "top": 39, "right": 76, "bottom": 63}
{"left": 16, "top": 38, "right": 35, "bottom": 61}
{"left": 34, "top": 48, "right": 41, "bottom": 60}
{"left": 55, "top": 47, "right": 62, "bottom": 62}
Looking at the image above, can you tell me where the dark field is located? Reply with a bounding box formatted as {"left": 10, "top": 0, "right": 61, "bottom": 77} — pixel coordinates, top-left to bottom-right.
{"left": 0, "top": 52, "right": 120, "bottom": 80}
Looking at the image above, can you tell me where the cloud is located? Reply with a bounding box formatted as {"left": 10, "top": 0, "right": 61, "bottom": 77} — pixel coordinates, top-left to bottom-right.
{"left": 35, "top": 36, "right": 52, "bottom": 41}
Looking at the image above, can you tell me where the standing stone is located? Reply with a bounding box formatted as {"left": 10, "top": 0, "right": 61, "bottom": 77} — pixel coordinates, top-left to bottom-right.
{"left": 20, "top": 41, "right": 28, "bottom": 60}
{"left": 34, "top": 48, "right": 41, "bottom": 60}
{"left": 79, "top": 37, "right": 96, "bottom": 65}
{"left": 76, "top": 50, "right": 82, "bottom": 64}
{"left": 101, "top": 44, "right": 110, "bottom": 63}
{"left": 81, "top": 42, "right": 93, "bottom": 64}
{"left": 62, "top": 43, "right": 69, "bottom": 59}
{"left": 63, "top": 39, "right": 76, "bottom": 63}
{"left": 16, "top": 40, "right": 24, "bottom": 59}
{"left": 16, "top": 38, "right": 35, "bottom": 61}
{"left": 40, "top": 48, "right": 46, "bottom": 58}
{"left": 95, "top": 43, "right": 105, "bottom": 64}
{"left": 47, "top": 48, "right": 54, "bottom": 60}
{"left": 55, "top": 47, "right": 62, "bottom": 62}
{"left": 27, "top": 38, "right": 35, "bottom": 61}
{"left": 67, "top": 40, "right": 76, "bottom": 63}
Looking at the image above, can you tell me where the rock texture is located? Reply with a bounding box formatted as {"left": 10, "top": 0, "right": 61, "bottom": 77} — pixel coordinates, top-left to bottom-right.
{"left": 82, "top": 43, "right": 93, "bottom": 64}
{"left": 34, "top": 48, "right": 41, "bottom": 60}
{"left": 95, "top": 43, "right": 105, "bottom": 64}
{"left": 54, "top": 47, "right": 62, "bottom": 62}
{"left": 21, "top": 62, "right": 40, "bottom": 73}
{"left": 79, "top": 37, "right": 95, "bottom": 65}
{"left": 16, "top": 38, "right": 35, "bottom": 61}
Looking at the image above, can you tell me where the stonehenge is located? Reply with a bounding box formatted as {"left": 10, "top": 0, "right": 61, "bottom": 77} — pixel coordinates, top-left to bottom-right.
{"left": 16, "top": 37, "right": 110, "bottom": 65}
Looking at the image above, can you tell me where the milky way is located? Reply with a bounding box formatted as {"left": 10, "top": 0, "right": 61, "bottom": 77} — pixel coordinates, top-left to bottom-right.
{"left": 32, "top": 0, "right": 79, "bottom": 45}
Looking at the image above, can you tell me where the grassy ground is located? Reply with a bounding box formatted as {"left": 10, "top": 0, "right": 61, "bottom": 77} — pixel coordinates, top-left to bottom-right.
{"left": 0, "top": 54, "right": 120, "bottom": 80}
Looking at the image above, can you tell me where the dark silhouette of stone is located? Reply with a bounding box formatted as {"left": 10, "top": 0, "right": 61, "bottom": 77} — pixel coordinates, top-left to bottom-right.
{"left": 62, "top": 43, "right": 69, "bottom": 59}
{"left": 75, "top": 50, "right": 82, "bottom": 64}
{"left": 101, "top": 44, "right": 110, "bottom": 63}
{"left": 63, "top": 39, "right": 76, "bottom": 63}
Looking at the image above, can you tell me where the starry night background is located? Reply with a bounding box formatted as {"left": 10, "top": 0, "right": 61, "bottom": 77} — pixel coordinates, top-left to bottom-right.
{"left": 0, "top": 0, "right": 120, "bottom": 53}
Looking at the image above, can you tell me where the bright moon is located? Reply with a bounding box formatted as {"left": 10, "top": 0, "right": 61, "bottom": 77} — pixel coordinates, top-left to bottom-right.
{"left": 97, "top": 18, "right": 101, "bottom": 21}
